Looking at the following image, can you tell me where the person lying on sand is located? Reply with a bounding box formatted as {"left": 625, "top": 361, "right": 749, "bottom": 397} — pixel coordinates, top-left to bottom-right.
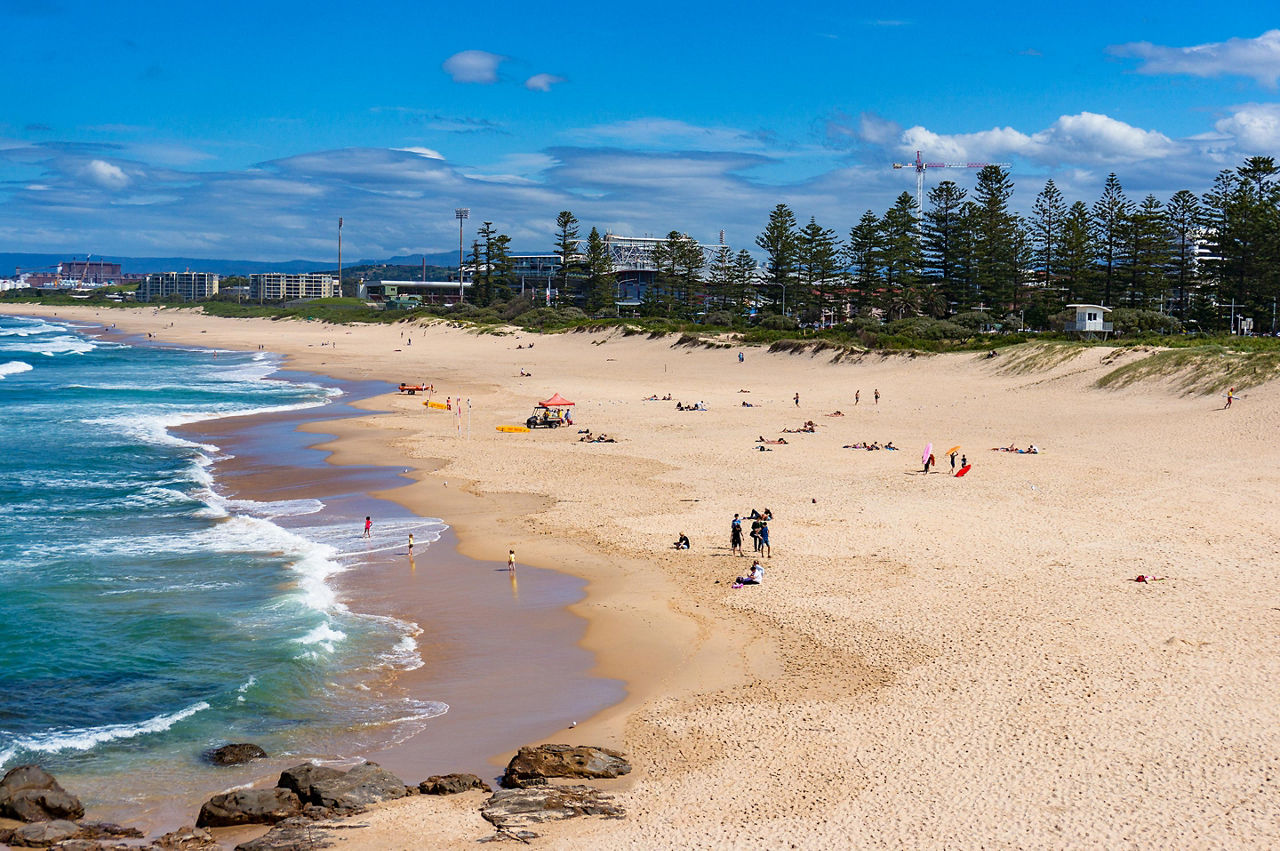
{"left": 1133, "top": 574, "right": 1167, "bottom": 582}
{"left": 643, "top": 395, "right": 659, "bottom": 401}
{"left": 741, "top": 401, "right": 755, "bottom": 407}
{"left": 885, "top": 441, "right": 897, "bottom": 450}
{"left": 826, "top": 411, "right": 844, "bottom": 417}
{"left": 843, "top": 442, "right": 867, "bottom": 449}
{"left": 757, "top": 436, "right": 787, "bottom": 444}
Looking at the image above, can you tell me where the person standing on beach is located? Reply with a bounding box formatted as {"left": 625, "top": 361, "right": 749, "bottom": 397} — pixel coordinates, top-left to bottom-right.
{"left": 730, "top": 514, "right": 743, "bottom": 556}
{"left": 855, "top": 390, "right": 860, "bottom": 406}
{"left": 794, "top": 392, "right": 800, "bottom": 407}
{"left": 363, "top": 516, "right": 372, "bottom": 538}
{"left": 949, "top": 451, "right": 958, "bottom": 475}
{"left": 1224, "top": 387, "right": 1236, "bottom": 409}
{"left": 408, "top": 534, "right": 414, "bottom": 555}
{"left": 759, "top": 520, "right": 771, "bottom": 557}
{"left": 738, "top": 351, "right": 744, "bottom": 363}
{"left": 508, "top": 549, "right": 516, "bottom": 570}
{"left": 750, "top": 518, "right": 762, "bottom": 553}
{"left": 874, "top": 388, "right": 880, "bottom": 405}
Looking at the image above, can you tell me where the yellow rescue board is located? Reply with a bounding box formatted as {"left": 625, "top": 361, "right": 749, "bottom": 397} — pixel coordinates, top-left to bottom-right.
{"left": 424, "top": 401, "right": 449, "bottom": 409}
{"left": 496, "top": 425, "right": 531, "bottom": 433}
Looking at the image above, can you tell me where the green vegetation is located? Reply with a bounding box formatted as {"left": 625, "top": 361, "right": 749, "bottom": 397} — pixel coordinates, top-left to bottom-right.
{"left": 1096, "top": 346, "right": 1280, "bottom": 394}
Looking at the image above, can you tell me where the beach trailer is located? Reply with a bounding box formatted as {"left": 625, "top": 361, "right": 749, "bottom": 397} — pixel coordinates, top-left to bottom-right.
{"left": 1065, "top": 304, "right": 1113, "bottom": 339}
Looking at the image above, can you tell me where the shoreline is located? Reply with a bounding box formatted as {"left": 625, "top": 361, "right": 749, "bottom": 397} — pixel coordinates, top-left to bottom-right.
{"left": 0, "top": 308, "right": 669, "bottom": 837}
{"left": 6, "top": 304, "right": 1278, "bottom": 848}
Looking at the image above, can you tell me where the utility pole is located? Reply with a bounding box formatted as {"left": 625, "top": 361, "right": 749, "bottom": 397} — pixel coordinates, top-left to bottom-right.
{"left": 455, "top": 208, "right": 470, "bottom": 303}
{"left": 337, "top": 217, "right": 343, "bottom": 297}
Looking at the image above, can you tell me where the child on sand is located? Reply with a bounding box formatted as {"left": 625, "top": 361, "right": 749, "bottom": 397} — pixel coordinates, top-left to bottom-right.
{"left": 508, "top": 549, "right": 516, "bottom": 570}
{"left": 408, "top": 534, "right": 414, "bottom": 555}
{"left": 363, "top": 516, "right": 372, "bottom": 538}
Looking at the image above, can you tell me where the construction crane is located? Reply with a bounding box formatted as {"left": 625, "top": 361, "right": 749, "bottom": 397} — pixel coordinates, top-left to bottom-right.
{"left": 892, "top": 150, "right": 1011, "bottom": 218}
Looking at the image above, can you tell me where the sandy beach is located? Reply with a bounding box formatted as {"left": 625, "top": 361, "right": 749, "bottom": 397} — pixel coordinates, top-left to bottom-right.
{"left": 6, "top": 304, "right": 1277, "bottom": 849}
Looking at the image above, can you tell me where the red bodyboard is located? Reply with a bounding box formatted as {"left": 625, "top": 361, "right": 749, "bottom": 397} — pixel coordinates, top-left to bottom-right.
{"left": 955, "top": 464, "right": 972, "bottom": 477}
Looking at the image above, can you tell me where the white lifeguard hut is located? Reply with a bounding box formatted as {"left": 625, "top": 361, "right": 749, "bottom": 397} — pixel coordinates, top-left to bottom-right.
{"left": 1065, "top": 304, "right": 1113, "bottom": 339}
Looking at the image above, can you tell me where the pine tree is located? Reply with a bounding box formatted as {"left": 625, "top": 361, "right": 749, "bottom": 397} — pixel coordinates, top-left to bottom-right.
{"left": 1166, "top": 190, "right": 1202, "bottom": 318}
{"left": 707, "top": 244, "right": 734, "bottom": 313}
{"left": 1092, "top": 173, "right": 1132, "bottom": 306}
{"left": 879, "top": 192, "right": 923, "bottom": 318}
{"left": 846, "top": 210, "right": 882, "bottom": 315}
{"left": 1058, "top": 201, "right": 1095, "bottom": 304}
{"left": 732, "top": 249, "right": 758, "bottom": 314}
{"left": 755, "top": 203, "right": 798, "bottom": 314}
{"left": 922, "top": 180, "right": 967, "bottom": 313}
{"left": 583, "top": 227, "right": 614, "bottom": 314}
{"left": 1032, "top": 179, "right": 1065, "bottom": 285}
{"left": 796, "top": 217, "right": 843, "bottom": 324}
{"left": 1123, "top": 195, "right": 1170, "bottom": 309}
{"left": 553, "top": 210, "right": 581, "bottom": 306}
{"left": 971, "top": 166, "right": 1019, "bottom": 310}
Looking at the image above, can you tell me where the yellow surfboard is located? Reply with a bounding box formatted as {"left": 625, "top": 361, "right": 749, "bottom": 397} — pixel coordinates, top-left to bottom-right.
{"left": 425, "top": 401, "right": 449, "bottom": 410}
{"left": 496, "top": 425, "right": 531, "bottom": 433}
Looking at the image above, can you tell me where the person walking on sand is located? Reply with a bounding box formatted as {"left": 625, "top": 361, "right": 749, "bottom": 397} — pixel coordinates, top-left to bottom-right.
{"left": 738, "top": 351, "right": 744, "bottom": 363}
{"left": 1224, "top": 387, "right": 1236, "bottom": 409}
{"left": 794, "top": 392, "right": 800, "bottom": 407}
{"left": 874, "top": 388, "right": 880, "bottom": 405}
{"left": 408, "top": 534, "right": 414, "bottom": 556}
{"left": 855, "top": 389, "right": 860, "bottom": 406}
{"left": 730, "top": 513, "right": 744, "bottom": 556}
{"left": 363, "top": 516, "right": 372, "bottom": 538}
{"left": 508, "top": 549, "right": 516, "bottom": 570}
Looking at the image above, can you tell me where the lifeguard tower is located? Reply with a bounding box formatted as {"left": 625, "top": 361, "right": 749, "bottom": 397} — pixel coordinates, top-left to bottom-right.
{"left": 1065, "top": 304, "right": 1113, "bottom": 339}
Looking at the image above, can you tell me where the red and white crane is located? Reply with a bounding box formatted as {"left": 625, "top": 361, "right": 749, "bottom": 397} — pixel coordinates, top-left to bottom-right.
{"left": 892, "top": 150, "right": 1011, "bottom": 217}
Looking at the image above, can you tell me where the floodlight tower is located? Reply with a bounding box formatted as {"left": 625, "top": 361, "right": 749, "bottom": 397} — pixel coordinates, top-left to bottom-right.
{"left": 455, "top": 208, "right": 470, "bottom": 302}
{"left": 892, "top": 150, "right": 1011, "bottom": 218}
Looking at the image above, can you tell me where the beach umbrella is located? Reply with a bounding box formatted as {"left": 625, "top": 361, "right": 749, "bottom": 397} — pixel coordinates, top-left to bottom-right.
{"left": 922, "top": 442, "right": 932, "bottom": 465}
{"left": 945, "top": 445, "right": 961, "bottom": 456}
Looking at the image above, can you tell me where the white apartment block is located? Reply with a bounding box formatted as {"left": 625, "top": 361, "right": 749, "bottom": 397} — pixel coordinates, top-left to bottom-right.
{"left": 248, "top": 273, "right": 338, "bottom": 301}
{"left": 138, "top": 272, "right": 220, "bottom": 302}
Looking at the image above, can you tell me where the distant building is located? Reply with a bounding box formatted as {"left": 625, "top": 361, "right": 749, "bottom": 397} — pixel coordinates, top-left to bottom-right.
{"left": 248, "top": 273, "right": 338, "bottom": 301}
{"left": 138, "top": 272, "right": 220, "bottom": 302}
{"left": 59, "top": 260, "right": 122, "bottom": 285}
{"left": 364, "top": 280, "right": 472, "bottom": 306}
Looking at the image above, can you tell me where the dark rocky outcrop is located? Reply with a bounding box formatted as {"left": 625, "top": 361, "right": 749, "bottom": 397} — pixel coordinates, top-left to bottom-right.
{"left": 196, "top": 788, "right": 302, "bottom": 827}
{"left": 480, "top": 785, "right": 624, "bottom": 827}
{"left": 1, "top": 818, "right": 83, "bottom": 846}
{"left": 500, "top": 745, "right": 631, "bottom": 788}
{"left": 276, "top": 761, "right": 407, "bottom": 813}
{"left": 204, "top": 743, "right": 268, "bottom": 766}
{"left": 418, "top": 773, "right": 492, "bottom": 795}
{"left": 234, "top": 817, "right": 334, "bottom": 851}
{"left": 0, "top": 765, "right": 85, "bottom": 822}
{"left": 153, "top": 825, "right": 220, "bottom": 850}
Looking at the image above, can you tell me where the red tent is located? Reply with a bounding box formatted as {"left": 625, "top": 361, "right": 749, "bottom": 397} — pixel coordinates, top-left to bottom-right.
{"left": 540, "top": 393, "right": 575, "bottom": 407}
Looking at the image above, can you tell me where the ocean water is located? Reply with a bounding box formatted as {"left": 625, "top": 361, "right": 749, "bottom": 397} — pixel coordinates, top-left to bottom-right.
{"left": 0, "top": 315, "right": 448, "bottom": 799}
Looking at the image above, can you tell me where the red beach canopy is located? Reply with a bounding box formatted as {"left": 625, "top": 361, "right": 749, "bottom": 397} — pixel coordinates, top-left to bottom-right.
{"left": 540, "top": 393, "right": 575, "bottom": 407}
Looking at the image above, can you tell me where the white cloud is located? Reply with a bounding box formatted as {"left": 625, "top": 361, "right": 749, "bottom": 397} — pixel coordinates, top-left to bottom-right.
{"left": 525, "top": 73, "right": 565, "bottom": 92}
{"left": 82, "top": 159, "right": 129, "bottom": 189}
{"left": 1111, "top": 29, "right": 1280, "bottom": 88}
{"left": 1213, "top": 103, "right": 1280, "bottom": 151}
{"left": 442, "top": 50, "right": 505, "bottom": 84}
{"left": 395, "top": 146, "right": 445, "bottom": 160}
{"left": 898, "top": 111, "right": 1175, "bottom": 166}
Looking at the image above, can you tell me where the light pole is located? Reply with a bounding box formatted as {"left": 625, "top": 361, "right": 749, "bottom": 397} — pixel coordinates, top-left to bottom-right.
{"left": 337, "top": 217, "right": 343, "bottom": 297}
{"left": 455, "top": 208, "right": 469, "bottom": 303}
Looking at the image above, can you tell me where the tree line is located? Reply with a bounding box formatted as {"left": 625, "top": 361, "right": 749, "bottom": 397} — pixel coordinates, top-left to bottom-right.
{"left": 462, "top": 156, "right": 1280, "bottom": 333}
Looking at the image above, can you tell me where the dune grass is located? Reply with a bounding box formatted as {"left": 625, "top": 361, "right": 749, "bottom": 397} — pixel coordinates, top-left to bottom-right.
{"left": 1095, "top": 346, "right": 1280, "bottom": 395}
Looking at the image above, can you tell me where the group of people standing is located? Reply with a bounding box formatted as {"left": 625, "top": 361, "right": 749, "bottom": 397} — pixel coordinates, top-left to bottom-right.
{"left": 730, "top": 510, "right": 771, "bottom": 558}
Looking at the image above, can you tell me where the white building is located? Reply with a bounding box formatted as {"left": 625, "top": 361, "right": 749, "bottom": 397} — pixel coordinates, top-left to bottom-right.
{"left": 248, "top": 273, "right": 338, "bottom": 301}
{"left": 138, "top": 272, "right": 220, "bottom": 302}
{"left": 1065, "top": 304, "right": 1113, "bottom": 338}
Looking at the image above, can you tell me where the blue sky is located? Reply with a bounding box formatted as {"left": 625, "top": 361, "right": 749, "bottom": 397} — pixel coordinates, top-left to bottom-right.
{"left": 1, "top": 0, "right": 1278, "bottom": 262}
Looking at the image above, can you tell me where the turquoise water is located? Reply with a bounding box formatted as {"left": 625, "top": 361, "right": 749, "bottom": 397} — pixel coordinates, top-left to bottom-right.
{"left": 0, "top": 315, "right": 447, "bottom": 786}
